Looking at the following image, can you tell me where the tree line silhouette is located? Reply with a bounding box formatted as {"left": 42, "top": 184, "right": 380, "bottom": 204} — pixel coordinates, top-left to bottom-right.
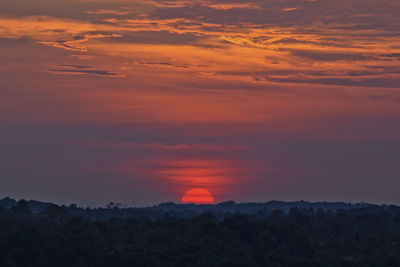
{"left": 1, "top": 199, "right": 400, "bottom": 266}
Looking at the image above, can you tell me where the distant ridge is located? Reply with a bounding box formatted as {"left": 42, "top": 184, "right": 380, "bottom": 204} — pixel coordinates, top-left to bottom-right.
{"left": 0, "top": 197, "right": 382, "bottom": 220}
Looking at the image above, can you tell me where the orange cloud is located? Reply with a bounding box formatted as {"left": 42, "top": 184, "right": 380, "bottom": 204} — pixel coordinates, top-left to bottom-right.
{"left": 87, "top": 9, "right": 132, "bottom": 15}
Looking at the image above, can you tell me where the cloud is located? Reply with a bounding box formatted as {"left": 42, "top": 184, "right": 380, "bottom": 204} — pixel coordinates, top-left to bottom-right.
{"left": 56, "top": 64, "right": 94, "bottom": 69}
{"left": 207, "top": 3, "right": 262, "bottom": 10}
{"left": 266, "top": 77, "right": 400, "bottom": 88}
{"left": 135, "top": 61, "right": 190, "bottom": 68}
{"left": 287, "top": 49, "right": 374, "bottom": 62}
{"left": 104, "top": 30, "right": 200, "bottom": 45}
{"left": 49, "top": 65, "right": 119, "bottom": 76}
{"left": 380, "top": 53, "right": 400, "bottom": 59}
{"left": 87, "top": 9, "right": 132, "bottom": 16}
{"left": 281, "top": 7, "right": 299, "bottom": 12}
{"left": 137, "top": 0, "right": 261, "bottom": 10}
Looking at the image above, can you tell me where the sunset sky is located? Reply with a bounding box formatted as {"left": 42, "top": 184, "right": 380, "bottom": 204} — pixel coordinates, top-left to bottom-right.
{"left": 1, "top": 0, "right": 400, "bottom": 206}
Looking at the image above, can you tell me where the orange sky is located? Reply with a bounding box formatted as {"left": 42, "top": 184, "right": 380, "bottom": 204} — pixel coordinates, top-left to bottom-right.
{"left": 1, "top": 0, "right": 400, "bottom": 205}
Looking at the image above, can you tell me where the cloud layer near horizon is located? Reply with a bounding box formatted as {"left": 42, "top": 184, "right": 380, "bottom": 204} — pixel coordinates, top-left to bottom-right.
{"left": 1, "top": 0, "right": 399, "bottom": 206}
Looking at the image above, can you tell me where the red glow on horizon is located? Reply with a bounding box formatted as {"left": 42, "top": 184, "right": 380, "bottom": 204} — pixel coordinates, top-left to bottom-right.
{"left": 182, "top": 188, "right": 214, "bottom": 204}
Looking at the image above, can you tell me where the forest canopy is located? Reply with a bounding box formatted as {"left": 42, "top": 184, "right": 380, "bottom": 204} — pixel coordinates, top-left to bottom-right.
{"left": 1, "top": 198, "right": 400, "bottom": 266}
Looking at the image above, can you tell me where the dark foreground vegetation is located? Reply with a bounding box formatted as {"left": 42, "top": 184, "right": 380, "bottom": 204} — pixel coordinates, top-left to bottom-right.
{"left": 1, "top": 199, "right": 400, "bottom": 266}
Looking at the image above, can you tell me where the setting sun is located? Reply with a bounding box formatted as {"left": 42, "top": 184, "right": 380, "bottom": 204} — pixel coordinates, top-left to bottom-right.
{"left": 182, "top": 188, "right": 214, "bottom": 204}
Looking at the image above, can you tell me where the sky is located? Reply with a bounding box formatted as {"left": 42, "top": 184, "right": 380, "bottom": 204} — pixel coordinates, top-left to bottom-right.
{"left": 1, "top": 0, "right": 400, "bottom": 206}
